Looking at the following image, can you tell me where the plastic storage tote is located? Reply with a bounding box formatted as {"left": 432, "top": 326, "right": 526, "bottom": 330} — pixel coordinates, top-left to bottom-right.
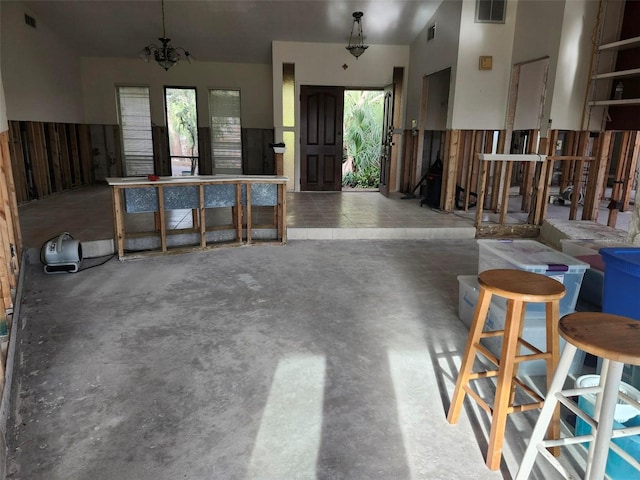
{"left": 477, "top": 239, "right": 589, "bottom": 314}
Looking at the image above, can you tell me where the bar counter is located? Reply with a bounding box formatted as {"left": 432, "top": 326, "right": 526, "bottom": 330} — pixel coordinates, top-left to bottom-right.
{"left": 106, "top": 175, "right": 287, "bottom": 259}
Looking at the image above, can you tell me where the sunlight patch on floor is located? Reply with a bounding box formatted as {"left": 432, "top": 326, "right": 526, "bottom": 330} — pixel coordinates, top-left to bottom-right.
{"left": 246, "top": 355, "right": 326, "bottom": 480}
{"left": 387, "top": 349, "right": 435, "bottom": 479}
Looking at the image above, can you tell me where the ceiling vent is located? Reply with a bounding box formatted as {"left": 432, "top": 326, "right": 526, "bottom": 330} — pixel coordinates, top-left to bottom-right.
{"left": 24, "top": 13, "right": 36, "bottom": 28}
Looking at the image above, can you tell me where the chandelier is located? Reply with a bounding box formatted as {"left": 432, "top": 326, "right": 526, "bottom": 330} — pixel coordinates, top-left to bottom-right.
{"left": 142, "top": 0, "right": 192, "bottom": 71}
{"left": 346, "top": 11, "right": 368, "bottom": 59}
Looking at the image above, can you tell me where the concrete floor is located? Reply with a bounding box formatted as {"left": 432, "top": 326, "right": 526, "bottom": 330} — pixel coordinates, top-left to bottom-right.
{"left": 7, "top": 239, "right": 577, "bottom": 480}
{"left": 7, "top": 186, "right": 626, "bottom": 480}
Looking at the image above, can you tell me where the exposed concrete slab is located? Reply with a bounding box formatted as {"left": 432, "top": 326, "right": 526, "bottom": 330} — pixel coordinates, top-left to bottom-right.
{"left": 540, "top": 218, "right": 628, "bottom": 250}
{"left": 4, "top": 240, "right": 567, "bottom": 480}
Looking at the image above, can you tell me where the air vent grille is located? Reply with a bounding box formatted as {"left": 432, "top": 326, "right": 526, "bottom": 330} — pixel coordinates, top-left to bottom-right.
{"left": 24, "top": 13, "right": 36, "bottom": 28}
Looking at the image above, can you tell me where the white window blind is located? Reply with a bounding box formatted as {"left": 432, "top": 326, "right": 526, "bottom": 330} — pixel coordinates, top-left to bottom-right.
{"left": 209, "top": 89, "right": 242, "bottom": 173}
{"left": 116, "top": 86, "right": 154, "bottom": 176}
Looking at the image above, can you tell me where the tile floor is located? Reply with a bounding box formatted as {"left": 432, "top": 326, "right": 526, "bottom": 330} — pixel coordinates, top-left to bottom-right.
{"left": 17, "top": 186, "right": 477, "bottom": 248}
{"left": 16, "top": 184, "right": 631, "bottom": 248}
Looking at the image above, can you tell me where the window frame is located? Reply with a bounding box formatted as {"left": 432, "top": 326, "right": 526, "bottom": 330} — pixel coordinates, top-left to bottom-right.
{"left": 208, "top": 88, "right": 243, "bottom": 174}
{"left": 475, "top": 0, "right": 506, "bottom": 24}
{"left": 115, "top": 85, "right": 155, "bottom": 177}
{"left": 164, "top": 85, "right": 199, "bottom": 176}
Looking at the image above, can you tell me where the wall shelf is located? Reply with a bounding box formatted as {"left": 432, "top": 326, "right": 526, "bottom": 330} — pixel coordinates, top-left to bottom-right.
{"left": 593, "top": 67, "right": 640, "bottom": 80}
{"left": 599, "top": 35, "right": 640, "bottom": 51}
{"left": 588, "top": 98, "right": 640, "bottom": 106}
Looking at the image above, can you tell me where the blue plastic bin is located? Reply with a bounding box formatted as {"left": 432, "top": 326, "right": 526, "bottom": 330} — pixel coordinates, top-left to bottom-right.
{"left": 600, "top": 247, "right": 640, "bottom": 321}
{"left": 599, "top": 247, "right": 640, "bottom": 389}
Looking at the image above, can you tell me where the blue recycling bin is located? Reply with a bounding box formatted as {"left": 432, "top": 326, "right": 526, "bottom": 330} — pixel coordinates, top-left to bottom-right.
{"left": 600, "top": 247, "right": 640, "bottom": 321}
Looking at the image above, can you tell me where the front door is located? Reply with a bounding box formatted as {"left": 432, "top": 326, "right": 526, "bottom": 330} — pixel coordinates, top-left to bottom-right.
{"left": 300, "top": 86, "right": 344, "bottom": 191}
{"left": 379, "top": 85, "right": 393, "bottom": 197}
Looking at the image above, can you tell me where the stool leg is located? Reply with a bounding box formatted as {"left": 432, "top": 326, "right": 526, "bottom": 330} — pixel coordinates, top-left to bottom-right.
{"left": 486, "top": 298, "right": 524, "bottom": 470}
{"left": 515, "top": 343, "right": 578, "bottom": 480}
{"left": 545, "top": 299, "right": 561, "bottom": 455}
{"left": 586, "top": 360, "right": 624, "bottom": 480}
{"left": 447, "top": 286, "right": 492, "bottom": 425}
{"left": 509, "top": 303, "right": 527, "bottom": 407}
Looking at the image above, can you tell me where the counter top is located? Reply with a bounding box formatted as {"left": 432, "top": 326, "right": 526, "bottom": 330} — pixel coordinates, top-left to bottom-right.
{"left": 106, "top": 175, "right": 288, "bottom": 186}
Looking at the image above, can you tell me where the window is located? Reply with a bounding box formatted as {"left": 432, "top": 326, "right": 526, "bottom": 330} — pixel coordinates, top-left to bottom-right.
{"left": 116, "top": 86, "right": 154, "bottom": 176}
{"left": 476, "top": 0, "right": 506, "bottom": 23}
{"left": 282, "top": 63, "right": 295, "bottom": 190}
{"left": 209, "top": 89, "right": 242, "bottom": 173}
{"left": 165, "top": 87, "right": 199, "bottom": 176}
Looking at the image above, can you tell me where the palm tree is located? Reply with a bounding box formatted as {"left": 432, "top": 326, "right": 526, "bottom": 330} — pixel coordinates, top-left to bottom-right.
{"left": 343, "top": 90, "right": 384, "bottom": 188}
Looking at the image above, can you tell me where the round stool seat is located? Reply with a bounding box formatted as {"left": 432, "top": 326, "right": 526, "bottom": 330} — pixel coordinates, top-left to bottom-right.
{"left": 560, "top": 312, "right": 640, "bottom": 366}
{"left": 516, "top": 311, "right": 640, "bottom": 479}
{"left": 478, "top": 269, "right": 566, "bottom": 302}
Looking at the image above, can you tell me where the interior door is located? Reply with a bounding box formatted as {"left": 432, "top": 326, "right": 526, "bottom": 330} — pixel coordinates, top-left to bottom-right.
{"left": 300, "top": 86, "right": 344, "bottom": 191}
{"left": 379, "top": 85, "right": 394, "bottom": 197}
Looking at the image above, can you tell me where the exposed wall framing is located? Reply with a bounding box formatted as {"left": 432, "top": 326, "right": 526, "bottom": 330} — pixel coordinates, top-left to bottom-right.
{"left": 7, "top": 121, "right": 95, "bottom": 204}
{"left": 0, "top": 130, "right": 24, "bottom": 393}
{"left": 414, "top": 128, "right": 638, "bottom": 233}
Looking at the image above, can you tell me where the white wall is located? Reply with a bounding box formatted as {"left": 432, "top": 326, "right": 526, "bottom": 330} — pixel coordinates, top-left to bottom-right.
{"left": 450, "top": 0, "right": 518, "bottom": 130}
{"left": 550, "top": 0, "right": 599, "bottom": 130}
{"left": 405, "top": 0, "right": 462, "bottom": 129}
{"left": 272, "top": 41, "right": 410, "bottom": 129}
{"left": 1, "top": 1, "right": 84, "bottom": 123}
{"left": 425, "top": 68, "right": 451, "bottom": 130}
{"left": 511, "top": 0, "right": 565, "bottom": 134}
{"left": 81, "top": 58, "right": 273, "bottom": 129}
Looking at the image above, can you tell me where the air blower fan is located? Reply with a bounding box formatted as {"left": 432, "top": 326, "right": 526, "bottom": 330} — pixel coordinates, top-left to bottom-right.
{"left": 42, "top": 233, "right": 82, "bottom": 274}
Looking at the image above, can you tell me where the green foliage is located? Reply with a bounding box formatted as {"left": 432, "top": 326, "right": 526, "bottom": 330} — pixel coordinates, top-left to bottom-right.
{"left": 342, "top": 90, "right": 384, "bottom": 188}
{"left": 166, "top": 88, "right": 198, "bottom": 172}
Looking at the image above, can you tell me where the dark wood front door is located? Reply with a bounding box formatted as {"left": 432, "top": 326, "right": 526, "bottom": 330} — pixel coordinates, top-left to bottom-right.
{"left": 300, "top": 86, "right": 344, "bottom": 191}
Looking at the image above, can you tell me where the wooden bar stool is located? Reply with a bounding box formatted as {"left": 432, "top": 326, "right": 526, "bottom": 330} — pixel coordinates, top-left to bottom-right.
{"left": 516, "top": 312, "right": 640, "bottom": 480}
{"left": 447, "top": 269, "right": 566, "bottom": 470}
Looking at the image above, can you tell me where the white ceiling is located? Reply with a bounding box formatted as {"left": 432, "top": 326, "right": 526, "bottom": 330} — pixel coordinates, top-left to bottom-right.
{"left": 22, "top": 0, "right": 442, "bottom": 64}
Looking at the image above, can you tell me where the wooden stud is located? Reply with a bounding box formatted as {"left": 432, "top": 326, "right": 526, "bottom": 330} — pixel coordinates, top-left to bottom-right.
{"left": 58, "top": 124, "right": 72, "bottom": 190}
{"left": 78, "top": 124, "right": 93, "bottom": 185}
{"left": 608, "top": 131, "right": 630, "bottom": 228}
{"left": 569, "top": 132, "right": 590, "bottom": 220}
{"left": 588, "top": 133, "right": 606, "bottom": 220}
{"left": 491, "top": 131, "right": 507, "bottom": 211}
{"left": 521, "top": 130, "right": 539, "bottom": 212}
{"left": 499, "top": 161, "right": 514, "bottom": 225}
{"left": 112, "top": 187, "right": 125, "bottom": 259}
{"left": 443, "top": 130, "right": 461, "bottom": 212}
{"left": 199, "top": 184, "right": 206, "bottom": 248}
{"left": 475, "top": 153, "right": 489, "bottom": 227}
{"left": 7, "top": 122, "right": 28, "bottom": 204}
{"left": 246, "top": 184, "right": 252, "bottom": 244}
{"left": 47, "top": 124, "right": 63, "bottom": 192}
{"left": 158, "top": 186, "right": 167, "bottom": 252}
{"left": 620, "top": 131, "right": 640, "bottom": 211}
{"left": 278, "top": 183, "right": 286, "bottom": 243}
{"left": 235, "top": 184, "right": 242, "bottom": 242}
{"left": 0, "top": 131, "right": 22, "bottom": 263}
